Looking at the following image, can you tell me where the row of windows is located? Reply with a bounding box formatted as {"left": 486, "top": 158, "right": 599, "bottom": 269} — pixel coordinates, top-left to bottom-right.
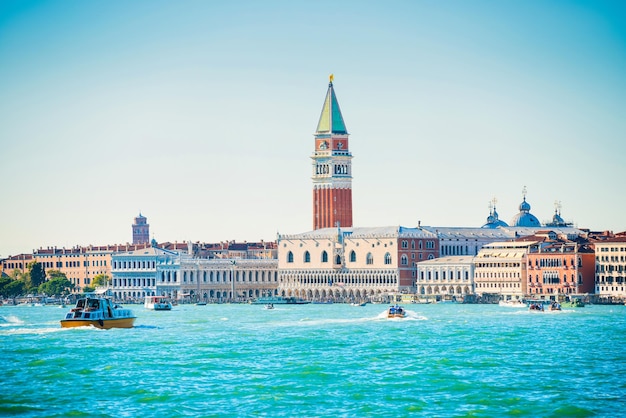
{"left": 596, "top": 265, "right": 626, "bottom": 273}
{"left": 288, "top": 251, "right": 394, "bottom": 265}
{"left": 476, "top": 283, "right": 521, "bottom": 288}
{"left": 530, "top": 258, "right": 580, "bottom": 267}
{"left": 113, "top": 278, "right": 156, "bottom": 287}
{"left": 599, "top": 247, "right": 626, "bottom": 252}
{"left": 475, "top": 272, "right": 521, "bottom": 279}
{"left": 418, "top": 271, "right": 470, "bottom": 281}
{"left": 401, "top": 240, "right": 435, "bottom": 250}
{"left": 113, "top": 260, "right": 157, "bottom": 269}
{"left": 597, "top": 256, "right": 626, "bottom": 262}
{"left": 475, "top": 262, "right": 521, "bottom": 268}
{"left": 181, "top": 270, "right": 277, "bottom": 283}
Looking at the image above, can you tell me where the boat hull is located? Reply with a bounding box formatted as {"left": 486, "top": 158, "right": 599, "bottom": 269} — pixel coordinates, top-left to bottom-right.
{"left": 60, "top": 317, "right": 136, "bottom": 329}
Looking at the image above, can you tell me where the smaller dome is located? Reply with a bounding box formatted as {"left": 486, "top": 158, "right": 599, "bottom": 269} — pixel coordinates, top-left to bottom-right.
{"left": 481, "top": 206, "right": 509, "bottom": 229}
{"left": 519, "top": 198, "right": 531, "bottom": 212}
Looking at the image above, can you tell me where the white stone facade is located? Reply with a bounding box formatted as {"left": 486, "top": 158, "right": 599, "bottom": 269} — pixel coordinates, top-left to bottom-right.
{"left": 415, "top": 256, "right": 474, "bottom": 300}
{"left": 277, "top": 226, "right": 438, "bottom": 301}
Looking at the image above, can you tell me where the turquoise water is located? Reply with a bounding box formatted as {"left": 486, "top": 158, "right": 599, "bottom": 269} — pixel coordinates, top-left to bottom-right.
{"left": 1, "top": 303, "right": 625, "bottom": 417}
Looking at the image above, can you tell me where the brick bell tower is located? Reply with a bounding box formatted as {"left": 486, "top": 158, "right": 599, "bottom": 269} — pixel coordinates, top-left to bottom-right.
{"left": 312, "top": 75, "right": 353, "bottom": 230}
{"left": 132, "top": 213, "right": 150, "bottom": 245}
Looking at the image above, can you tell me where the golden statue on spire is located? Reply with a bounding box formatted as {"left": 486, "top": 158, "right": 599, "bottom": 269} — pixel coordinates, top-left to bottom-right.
{"left": 329, "top": 74, "right": 334, "bottom": 83}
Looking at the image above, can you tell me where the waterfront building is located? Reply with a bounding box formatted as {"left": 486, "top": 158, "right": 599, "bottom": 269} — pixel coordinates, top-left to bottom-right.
{"left": 524, "top": 231, "right": 595, "bottom": 296}
{"left": 110, "top": 244, "right": 175, "bottom": 301}
{"left": 179, "top": 257, "right": 278, "bottom": 302}
{"left": 473, "top": 241, "right": 532, "bottom": 299}
{"left": 0, "top": 253, "right": 34, "bottom": 277}
{"left": 277, "top": 226, "right": 438, "bottom": 301}
{"left": 132, "top": 213, "right": 150, "bottom": 245}
{"left": 415, "top": 256, "right": 474, "bottom": 301}
{"left": 110, "top": 241, "right": 279, "bottom": 302}
{"left": 312, "top": 75, "right": 353, "bottom": 230}
{"left": 594, "top": 236, "right": 626, "bottom": 298}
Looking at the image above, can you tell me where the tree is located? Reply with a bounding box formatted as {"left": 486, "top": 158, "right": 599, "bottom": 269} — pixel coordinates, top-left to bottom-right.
{"left": 38, "top": 276, "right": 74, "bottom": 297}
{"left": 0, "top": 277, "right": 25, "bottom": 297}
{"left": 28, "top": 261, "right": 46, "bottom": 289}
{"left": 92, "top": 274, "right": 111, "bottom": 287}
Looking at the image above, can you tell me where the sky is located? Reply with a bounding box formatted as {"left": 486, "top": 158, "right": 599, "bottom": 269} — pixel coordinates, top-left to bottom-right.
{"left": 1, "top": 0, "right": 625, "bottom": 257}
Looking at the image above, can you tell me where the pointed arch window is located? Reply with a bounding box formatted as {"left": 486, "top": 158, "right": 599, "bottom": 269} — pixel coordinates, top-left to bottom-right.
{"left": 350, "top": 250, "right": 356, "bottom": 263}
{"left": 321, "top": 251, "right": 328, "bottom": 263}
{"left": 400, "top": 254, "right": 408, "bottom": 265}
{"left": 385, "top": 252, "right": 392, "bottom": 265}
{"left": 335, "top": 255, "right": 341, "bottom": 265}
{"left": 304, "top": 251, "right": 311, "bottom": 263}
{"left": 366, "top": 253, "right": 374, "bottom": 265}
{"left": 287, "top": 251, "right": 294, "bottom": 263}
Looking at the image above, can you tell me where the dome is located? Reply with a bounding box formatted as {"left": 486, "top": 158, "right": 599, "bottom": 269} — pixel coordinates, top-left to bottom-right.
{"left": 510, "top": 194, "right": 541, "bottom": 227}
{"left": 481, "top": 205, "right": 509, "bottom": 229}
{"left": 519, "top": 199, "right": 531, "bottom": 212}
{"left": 552, "top": 212, "right": 565, "bottom": 224}
{"left": 509, "top": 212, "right": 541, "bottom": 227}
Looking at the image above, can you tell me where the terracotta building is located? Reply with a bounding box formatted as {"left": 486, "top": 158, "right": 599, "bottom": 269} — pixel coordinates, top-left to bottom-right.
{"left": 525, "top": 231, "right": 595, "bottom": 296}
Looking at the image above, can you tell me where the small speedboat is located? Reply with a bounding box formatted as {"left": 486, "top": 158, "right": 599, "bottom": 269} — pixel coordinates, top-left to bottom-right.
{"left": 549, "top": 302, "right": 562, "bottom": 311}
{"left": 61, "top": 297, "right": 135, "bottom": 329}
{"left": 387, "top": 304, "right": 406, "bottom": 318}
{"left": 264, "top": 303, "right": 274, "bottom": 310}
{"left": 528, "top": 302, "right": 544, "bottom": 312}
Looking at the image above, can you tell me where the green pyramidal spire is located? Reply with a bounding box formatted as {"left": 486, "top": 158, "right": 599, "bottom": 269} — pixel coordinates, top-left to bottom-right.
{"left": 316, "top": 75, "right": 348, "bottom": 135}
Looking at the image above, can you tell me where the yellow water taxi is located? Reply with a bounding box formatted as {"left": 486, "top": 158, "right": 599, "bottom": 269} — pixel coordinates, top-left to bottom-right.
{"left": 60, "top": 297, "right": 136, "bottom": 329}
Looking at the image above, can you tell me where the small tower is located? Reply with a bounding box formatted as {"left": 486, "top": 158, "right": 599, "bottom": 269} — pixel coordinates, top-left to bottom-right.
{"left": 132, "top": 213, "right": 150, "bottom": 245}
{"left": 312, "top": 75, "right": 353, "bottom": 230}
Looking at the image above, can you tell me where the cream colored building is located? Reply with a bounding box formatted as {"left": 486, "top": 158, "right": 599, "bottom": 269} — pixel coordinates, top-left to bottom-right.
{"left": 277, "top": 226, "right": 439, "bottom": 301}
{"left": 473, "top": 241, "right": 534, "bottom": 299}
{"left": 594, "top": 237, "right": 626, "bottom": 297}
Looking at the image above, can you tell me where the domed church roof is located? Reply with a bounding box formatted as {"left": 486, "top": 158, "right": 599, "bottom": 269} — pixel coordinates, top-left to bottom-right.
{"left": 481, "top": 198, "right": 509, "bottom": 229}
{"left": 510, "top": 187, "right": 541, "bottom": 227}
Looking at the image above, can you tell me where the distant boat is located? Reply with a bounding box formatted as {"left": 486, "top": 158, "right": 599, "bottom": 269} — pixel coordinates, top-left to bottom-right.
{"left": 561, "top": 297, "right": 585, "bottom": 308}
{"left": 144, "top": 296, "right": 172, "bottom": 311}
{"left": 387, "top": 304, "right": 406, "bottom": 319}
{"left": 60, "top": 297, "right": 135, "bottom": 329}
{"left": 264, "top": 303, "right": 274, "bottom": 310}
{"left": 498, "top": 299, "right": 526, "bottom": 308}
{"left": 196, "top": 301, "right": 207, "bottom": 306}
{"left": 252, "top": 296, "right": 310, "bottom": 305}
{"left": 548, "top": 301, "right": 562, "bottom": 311}
{"left": 351, "top": 301, "right": 366, "bottom": 307}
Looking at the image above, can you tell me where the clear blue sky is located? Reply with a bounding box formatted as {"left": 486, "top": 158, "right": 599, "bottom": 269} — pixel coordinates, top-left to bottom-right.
{"left": 1, "top": 0, "right": 625, "bottom": 257}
